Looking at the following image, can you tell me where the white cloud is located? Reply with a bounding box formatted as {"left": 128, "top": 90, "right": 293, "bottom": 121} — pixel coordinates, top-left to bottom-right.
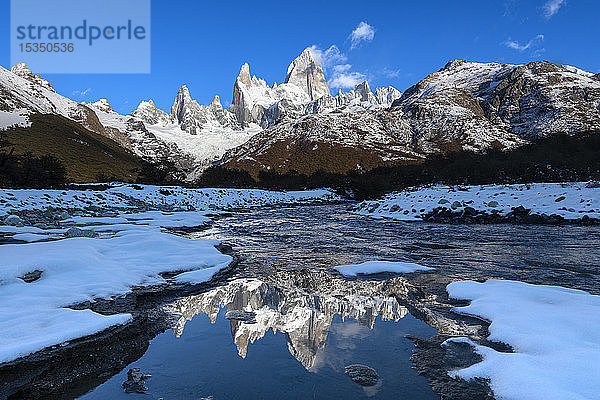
{"left": 332, "top": 64, "right": 352, "bottom": 73}
{"left": 381, "top": 67, "right": 401, "bottom": 78}
{"left": 504, "top": 34, "right": 544, "bottom": 51}
{"left": 543, "top": 0, "right": 565, "bottom": 18}
{"left": 328, "top": 70, "right": 366, "bottom": 89}
{"left": 349, "top": 21, "right": 375, "bottom": 50}
{"left": 309, "top": 45, "right": 366, "bottom": 89}
{"left": 72, "top": 88, "right": 92, "bottom": 97}
{"left": 308, "top": 45, "right": 347, "bottom": 68}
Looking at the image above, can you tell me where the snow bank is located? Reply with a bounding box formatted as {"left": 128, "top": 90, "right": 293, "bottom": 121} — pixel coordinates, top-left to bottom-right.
{"left": 445, "top": 279, "right": 600, "bottom": 400}
{"left": 0, "top": 184, "right": 340, "bottom": 217}
{"left": 334, "top": 260, "right": 433, "bottom": 276}
{"left": 352, "top": 182, "right": 600, "bottom": 221}
{"left": 0, "top": 218, "right": 232, "bottom": 363}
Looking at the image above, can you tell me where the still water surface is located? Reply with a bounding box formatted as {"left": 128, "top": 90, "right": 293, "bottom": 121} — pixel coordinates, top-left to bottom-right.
{"left": 81, "top": 204, "right": 600, "bottom": 399}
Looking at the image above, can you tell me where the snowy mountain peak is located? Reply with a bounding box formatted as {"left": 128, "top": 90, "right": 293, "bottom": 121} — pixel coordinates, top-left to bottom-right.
{"left": 131, "top": 99, "right": 170, "bottom": 126}
{"left": 10, "top": 62, "right": 54, "bottom": 91}
{"left": 284, "top": 47, "right": 330, "bottom": 101}
{"left": 354, "top": 81, "right": 372, "bottom": 101}
{"left": 90, "top": 99, "right": 114, "bottom": 113}
{"left": 170, "top": 85, "right": 195, "bottom": 122}
{"left": 10, "top": 62, "right": 32, "bottom": 76}
{"left": 176, "top": 85, "right": 192, "bottom": 101}
{"left": 442, "top": 59, "right": 469, "bottom": 71}
{"left": 209, "top": 95, "right": 223, "bottom": 111}
{"left": 237, "top": 63, "right": 251, "bottom": 85}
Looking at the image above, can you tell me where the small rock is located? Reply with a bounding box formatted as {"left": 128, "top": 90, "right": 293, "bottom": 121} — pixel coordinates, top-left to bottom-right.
{"left": 450, "top": 201, "right": 462, "bottom": 210}
{"left": 54, "top": 211, "right": 71, "bottom": 220}
{"left": 487, "top": 200, "right": 499, "bottom": 208}
{"left": 511, "top": 205, "right": 530, "bottom": 216}
{"left": 66, "top": 227, "right": 98, "bottom": 238}
{"left": 438, "top": 199, "right": 449, "bottom": 204}
{"left": 19, "top": 270, "right": 43, "bottom": 283}
{"left": 225, "top": 310, "right": 257, "bottom": 324}
{"left": 344, "top": 364, "right": 379, "bottom": 386}
{"left": 462, "top": 206, "right": 477, "bottom": 216}
{"left": 122, "top": 368, "right": 151, "bottom": 394}
{"left": 3, "top": 215, "right": 23, "bottom": 227}
{"left": 555, "top": 196, "right": 566, "bottom": 202}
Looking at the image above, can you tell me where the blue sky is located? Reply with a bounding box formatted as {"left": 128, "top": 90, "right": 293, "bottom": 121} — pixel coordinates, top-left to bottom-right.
{"left": 1, "top": 0, "right": 599, "bottom": 114}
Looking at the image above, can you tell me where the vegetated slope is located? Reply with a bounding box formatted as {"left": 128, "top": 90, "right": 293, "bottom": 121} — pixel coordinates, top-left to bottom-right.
{"left": 198, "top": 132, "right": 600, "bottom": 200}
{"left": 3, "top": 114, "right": 146, "bottom": 183}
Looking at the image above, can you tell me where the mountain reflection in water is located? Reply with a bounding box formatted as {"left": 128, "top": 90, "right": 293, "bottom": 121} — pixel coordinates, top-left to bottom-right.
{"left": 168, "top": 278, "right": 409, "bottom": 370}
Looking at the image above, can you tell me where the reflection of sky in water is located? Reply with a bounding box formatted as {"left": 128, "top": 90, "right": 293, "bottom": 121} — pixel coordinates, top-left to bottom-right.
{"left": 81, "top": 307, "right": 437, "bottom": 400}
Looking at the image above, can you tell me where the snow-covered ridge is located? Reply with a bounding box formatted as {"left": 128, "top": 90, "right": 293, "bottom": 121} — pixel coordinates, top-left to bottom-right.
{"left": 0, "top": 63, "right": 108, "bottom": 136}
{"left": 445, "top": 279, "right": 600, "bottom": 400}
{"left": 352, "top": 182, "right": 600, "bottom": 222}
{"left": 224, "top": 60, "right": 600, "bottom": 175}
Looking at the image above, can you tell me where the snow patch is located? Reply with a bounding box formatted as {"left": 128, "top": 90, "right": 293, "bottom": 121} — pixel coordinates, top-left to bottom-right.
{"left": 445, "top": 279, "right": 600, "bottom": 400}
{"left": 334, "top": 260, "right": 433, "bottom": 276}
{"left": 0, "top": 110, "right": 30, "bottom": 130}
{"left": 353, "top": 182, "right": 600, "bottom": 221}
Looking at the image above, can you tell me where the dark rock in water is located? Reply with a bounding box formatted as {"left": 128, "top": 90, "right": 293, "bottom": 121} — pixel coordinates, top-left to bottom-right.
{"left": 19, "top": 270, "right": 43, "bottom": 283}
{"left": 225, "top": 310, "right": 257, "bottom": 324}
{"left": 122, "top": 368, "right": 151, "bottom": 394}
{"left": 408, "top": 335, "right": 495, "bottom": 399}
{"left": 422, "top": 205, "right": 599, "bottom": 225}
{"left": 66, "top": 227, "right": 98, "bottom": 238}
{"left": 344, "top": 364, "right": 379, "bottom": 386}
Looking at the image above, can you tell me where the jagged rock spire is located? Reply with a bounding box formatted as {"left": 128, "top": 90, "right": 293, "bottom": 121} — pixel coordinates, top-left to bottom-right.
{"left": 284, "top": 48, "right": 330, "bottom": 101}
{"left": 170, "top": 85, "right": 194, "bottom": 122}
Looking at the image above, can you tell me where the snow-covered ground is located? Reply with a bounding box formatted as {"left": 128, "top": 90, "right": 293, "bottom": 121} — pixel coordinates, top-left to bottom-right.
{"left": 0, "top": 183, "right": 340, "bottom": 217}
{"left": 0, "top": 185, "right": 339, "bottom": 364}
{"left": 334, "top": 260, "right": 433, "bottom": 276}
{"left": 445, "top": 279, "right": 600, "bottom": 400}
{"left": 352, "top": 182, "right": 600, "bottom": 221}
